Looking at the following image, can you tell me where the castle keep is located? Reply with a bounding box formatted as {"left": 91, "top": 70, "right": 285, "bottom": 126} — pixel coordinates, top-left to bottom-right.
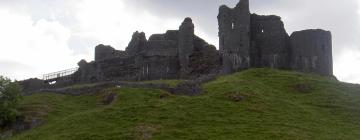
{"left": 218, "top": 0, "right": 332, "bottom": 74}
{"left": 23, "top": 0, "right": 333, "bottom": 88}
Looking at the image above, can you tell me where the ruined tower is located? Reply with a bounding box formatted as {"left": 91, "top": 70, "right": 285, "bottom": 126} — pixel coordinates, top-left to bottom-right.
{"left": 178, "top": 17, "right": 195, "bottom": 76}
{"left": 24, "top": 0, "right": 335, "bottom": 91}
{"left": 290, "top": 29, "right": 333, "bottom": 76}
{"left": 218, "top": 0, "right": 332, "bottom": 75}
{"left": 250, "top": 14, "right": 291, "bottom": 69}
{"left": 218, "top": 0, "right": 251, "bottom": 73}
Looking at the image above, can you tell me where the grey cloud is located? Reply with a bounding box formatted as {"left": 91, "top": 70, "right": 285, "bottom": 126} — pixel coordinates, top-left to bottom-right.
{"left": 2, "top": 0, "right": 359, "bottom": 50}
{"left": 5, "top": 0, "right": 358, "bottom": 52}
{"left": 68, "top": 35, "right": 99, "bottom": 55}
{"left": 0, "top": 60, "right": 35, "bottom": 80}
{"left": 125, "top": 0, "right": 360, "bottom": 52}
{"left": 0, "top": 0, "right": 359, "bottom": 82}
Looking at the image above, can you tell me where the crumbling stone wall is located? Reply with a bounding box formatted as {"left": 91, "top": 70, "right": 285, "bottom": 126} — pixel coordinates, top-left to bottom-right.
{"left": 75, "top": 56, "right": 141, "bottom": 83}
{"left": 141, "top": 31, "right": 179, "bottom": 80}
{"left": 72, "top": 17, "right": 221, "bottom": 84}
{"left": 74, "top": 0, "right": 333, "bottom": 85}
{"left": 218, "top": 0, "right": 251, "bottom": 73}
{"left": 178, "top": 18, "right": 195, "bottom": 76}
{"left": 21, "top": 0, "right": 334, "bottom": 92}
{"left": 290, "top": 29, "right": 333, "bottom": 75}
{"left": 218, "top": 0, "right": 332, "bottom": 76}
{"left": 125, "top": 31, "right": 147, "bottom": 56}
{"left": 250, "top": 14, "right": 291, "bottom": 69}
{"left": 141, "top": 30, "right": 180, "bottom": 80}
{"left": 95, "top": 44, "right": 127, "bottom": 61}
{"left": 189, "top": 36, "right": 222, "bottom": 78}
{"left": 20, "top": 78, "right": 47, "bottom": 94}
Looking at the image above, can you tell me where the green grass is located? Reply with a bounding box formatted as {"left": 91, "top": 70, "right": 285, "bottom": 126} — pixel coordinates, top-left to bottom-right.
{"left": 64, "top": 79, "right": 183, "bottom": 90}
{"left": 65, "top": 83, "right": 100, "bottom": 89}
{"left": 10, "top": 69, "right": 360, "bottom": 140}
{"left": 140, "top": 79, "right": 183, "bottom": 88}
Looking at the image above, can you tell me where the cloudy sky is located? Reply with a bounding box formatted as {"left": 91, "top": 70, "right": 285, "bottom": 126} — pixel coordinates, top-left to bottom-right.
{"left": 0, "top": 0, "right": 359, "bottom": 84}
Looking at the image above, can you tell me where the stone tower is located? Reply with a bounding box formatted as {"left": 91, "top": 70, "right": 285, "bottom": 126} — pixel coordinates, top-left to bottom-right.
{"left": 218, "top": 0, "right": 251, "bottom": 73}
{"left": 178, "top": 17, "right": 195, "bottom": 76}
{"left": 290, "top": 29, "right": 333, "bottom": 76}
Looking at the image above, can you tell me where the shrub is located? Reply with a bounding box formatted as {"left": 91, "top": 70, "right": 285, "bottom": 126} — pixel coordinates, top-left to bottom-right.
{"left": 0, "top": 76, "right": 22, "bottom": 127}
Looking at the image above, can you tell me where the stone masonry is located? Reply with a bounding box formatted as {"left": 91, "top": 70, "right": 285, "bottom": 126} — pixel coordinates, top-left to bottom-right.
{"left": 72, "top": 0, "right": 334, "bottom": 84}
{"left": 218, "top": 0, "right": 332, "bottom": 76}
{"left": 218, "top": 0, "right": 251, "bottom": 73}
{"left": 22, "top": 0, "right": 333, "bottom": 90}
{"left": 72, "top": 18, "right": 221, "bottom": 84}
{"left": 290, "top": 29, "right": 333, "bottom": 75}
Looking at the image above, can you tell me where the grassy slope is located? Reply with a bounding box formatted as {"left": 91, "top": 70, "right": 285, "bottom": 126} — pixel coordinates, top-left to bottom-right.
{"left": 11, "top": 69, "right": 360, "bottom": 140}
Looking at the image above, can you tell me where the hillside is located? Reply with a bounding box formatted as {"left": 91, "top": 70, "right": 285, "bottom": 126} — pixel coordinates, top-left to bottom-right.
{"left": 9, "top": 69, "right": 360, "bottom": 140}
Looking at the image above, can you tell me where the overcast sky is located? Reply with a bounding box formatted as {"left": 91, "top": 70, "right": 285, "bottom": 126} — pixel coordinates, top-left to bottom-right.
{"left": 0, "top": 0, "right": 359, "bottom": 84}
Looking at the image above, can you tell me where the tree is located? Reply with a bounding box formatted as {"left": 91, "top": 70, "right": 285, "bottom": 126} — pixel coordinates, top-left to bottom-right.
{"left": 0, "top": 76, "right": 22, "bottom": 127}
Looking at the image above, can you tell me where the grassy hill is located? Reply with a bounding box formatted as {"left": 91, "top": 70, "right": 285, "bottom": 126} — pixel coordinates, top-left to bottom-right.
{"left": 9, "top": 69, "right": 360, "bottom": 140}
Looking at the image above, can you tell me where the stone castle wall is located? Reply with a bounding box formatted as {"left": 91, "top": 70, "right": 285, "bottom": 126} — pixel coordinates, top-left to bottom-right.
{"left": 23, "top": 0, "right": 333, "bottom": 90}
{"left": 218, "top": 0, "right": 251, "bottom": 73}
{"left": 218, "top": 0, "right": 332, "bottom": 76}
{"left": 290, "top": 29, "right": 333, "bottom": 75}
{"left": 73, "top": 18, "right": 221, "bottom": 84}
{"left": 74, "top": 0, "right": 333, "bottom": 84}
{"left": 250, "top": 14, "right": 291, "bottom": 69}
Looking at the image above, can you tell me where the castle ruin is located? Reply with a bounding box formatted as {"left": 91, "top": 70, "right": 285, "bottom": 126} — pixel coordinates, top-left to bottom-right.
{"left": 22, "top": 0, "right": 333, "bottom": 89}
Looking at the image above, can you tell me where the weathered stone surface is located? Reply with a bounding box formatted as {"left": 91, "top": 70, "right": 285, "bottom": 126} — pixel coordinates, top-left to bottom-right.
{"left": 141, "top": 30, "right": 180, "bottom": 80}
{"left": 19, "top": 78, "right": 47, "bottom": 94}
{"left": 95, "top": 44, "right": 115, "bottom": 61}
{"left": 189, "top": 36, "right": 222, "bottom": 77}
{"left": 290, "top": 29, "right": 333, "bottom": 75}
{"left": 178, "top": 17, "right": 195, "bottom": 77}
{"left": 95, "top": 44, "right": 126, "bottom": 61}
{"left": 71, "top": 18, "right": 221, "bottom": 84}
{"left": 218, "top": 0, "right": 251, "bottom": 73}
{"left": 40, "top": 0, "right": 333, "bottom": 90}
{"left": 250, "top": 14, "right": 291, "bottom": 69}
{"left": 126, "top": 31, "right": 147, "bottom": 55}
